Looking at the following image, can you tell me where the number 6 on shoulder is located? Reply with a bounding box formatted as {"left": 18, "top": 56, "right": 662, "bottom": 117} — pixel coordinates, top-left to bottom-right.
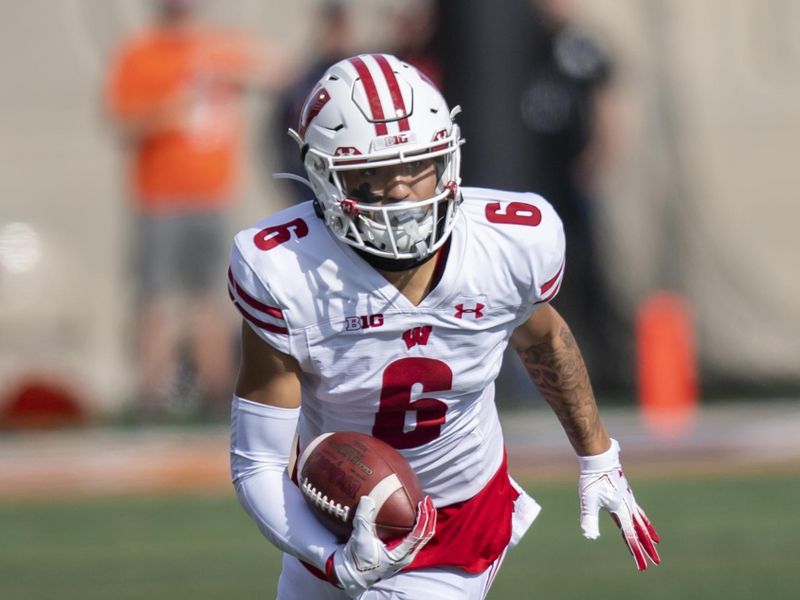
{"left": 485, "top": 201, "right": 542, "bottom": 227}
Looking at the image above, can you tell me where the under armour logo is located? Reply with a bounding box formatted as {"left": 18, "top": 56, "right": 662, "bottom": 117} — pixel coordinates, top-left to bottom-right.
{"left": 334, "top": 146, "right": 362, "bottom": 156}
{"left": 454, "top": 303, "right": 485, "bottom": 319}
{"left": 340, "top": 198, "right": 359, "bottom": 218}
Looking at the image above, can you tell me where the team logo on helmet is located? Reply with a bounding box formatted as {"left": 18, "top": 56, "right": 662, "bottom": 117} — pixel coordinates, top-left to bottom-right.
{"left": 298, "top": 85, "right": 331, "bottom": 138}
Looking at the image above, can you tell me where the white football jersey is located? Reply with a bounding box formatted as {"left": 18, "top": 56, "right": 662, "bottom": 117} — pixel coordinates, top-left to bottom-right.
{"left": 228, "top": 187, "right": 565, "bottom": 506}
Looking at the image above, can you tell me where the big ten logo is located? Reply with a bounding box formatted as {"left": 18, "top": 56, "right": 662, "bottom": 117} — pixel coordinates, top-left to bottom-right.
{"left": 344, "top": 313, "right": 385, "bottom": 331}
{"left": 374, "top": 134, "right": 409, "bottom": 149}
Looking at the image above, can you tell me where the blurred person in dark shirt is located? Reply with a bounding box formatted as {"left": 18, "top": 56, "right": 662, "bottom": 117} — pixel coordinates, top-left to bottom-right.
{"left": 520, "top": 0, "right": 627, "bottom": 390}
{"left": 270, "top": 0, "right": 355, "bottom": 204}
{"left": 387, "top": 0, "right": 442, "bottom": 89}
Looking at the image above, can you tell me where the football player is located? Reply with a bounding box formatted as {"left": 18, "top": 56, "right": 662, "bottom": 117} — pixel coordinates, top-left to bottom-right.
{"left": 229, "top": 53, "right": 660, "bottom": 599}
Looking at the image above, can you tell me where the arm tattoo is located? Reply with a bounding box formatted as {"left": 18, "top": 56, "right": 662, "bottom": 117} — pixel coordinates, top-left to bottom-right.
{"left": 516, "top": 323, "right": 603, "bottom": 452}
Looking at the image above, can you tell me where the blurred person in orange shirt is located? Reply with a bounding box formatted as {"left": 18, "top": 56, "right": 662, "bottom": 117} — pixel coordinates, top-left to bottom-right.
{"left": 105, "top": 0, "right": 292, "bottom": 418}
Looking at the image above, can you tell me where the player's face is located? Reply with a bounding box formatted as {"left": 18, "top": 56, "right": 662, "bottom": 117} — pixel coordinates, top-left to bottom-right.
{"left": 341, "top": 159, "right": 437, "bottom": 205}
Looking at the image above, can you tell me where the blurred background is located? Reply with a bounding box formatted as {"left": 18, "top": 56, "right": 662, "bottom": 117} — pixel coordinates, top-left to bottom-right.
{"left": 1, "top": 1, "right": 799, "bottom": 598}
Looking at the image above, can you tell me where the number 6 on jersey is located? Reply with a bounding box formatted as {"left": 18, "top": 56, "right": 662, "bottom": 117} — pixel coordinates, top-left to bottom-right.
{"left": 372, "top": 358, "right": 452, "bottom": 449}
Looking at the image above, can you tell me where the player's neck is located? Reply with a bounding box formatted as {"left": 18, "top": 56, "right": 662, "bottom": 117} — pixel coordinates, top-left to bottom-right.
{"left": 377, "top": 243, "right": 449, "bottom": 306}
{"left": 378, "top": 259, "right": 437, "bottom": 306}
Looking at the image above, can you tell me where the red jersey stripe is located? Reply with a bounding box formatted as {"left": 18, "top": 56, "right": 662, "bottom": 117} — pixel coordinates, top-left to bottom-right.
{"left": 373, "top": 54, "right": 410, "bottom": 132}
{"left": 541, "top": 278, "right": 562, "bottom": 303}
{"left": 227, "top": 267, "right": 285, "bottom": 320}
{"left": 349, "top": 56, "right": 389, "bottom": 136}
{"left": 540, "top": 261, "right": 564, "bottom": 295}
{"left": 229, "top": 291, "right": 289, "bottom": 335}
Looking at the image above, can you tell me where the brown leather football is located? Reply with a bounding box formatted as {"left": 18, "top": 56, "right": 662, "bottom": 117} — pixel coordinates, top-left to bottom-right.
{"left": 297, "top": 431, "right": 423, "bottom": 543}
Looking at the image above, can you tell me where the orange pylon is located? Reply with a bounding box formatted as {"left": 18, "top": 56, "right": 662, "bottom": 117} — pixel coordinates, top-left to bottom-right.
{"left": 636, "top": 292, "right": 699, "bottom": 437}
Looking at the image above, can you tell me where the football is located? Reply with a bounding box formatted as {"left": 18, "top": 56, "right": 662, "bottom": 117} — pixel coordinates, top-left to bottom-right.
{"left": 297, "top": 431, "right": 423, "bottom": 543}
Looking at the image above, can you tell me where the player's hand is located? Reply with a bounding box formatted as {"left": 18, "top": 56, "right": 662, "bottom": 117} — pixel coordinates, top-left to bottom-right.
{"left": 578, "top": 439, "right": 661, "bottom": 571}
{"left": 328, "top": 495, "right": 437, "bottom": 597}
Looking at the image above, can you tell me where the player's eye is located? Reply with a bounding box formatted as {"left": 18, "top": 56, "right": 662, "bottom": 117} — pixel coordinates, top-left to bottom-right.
{"left": 404, "top": 159, "right": 432, "bottom": 175}
{"left": 350, "top": 182, "right": 382, "bottom": 204}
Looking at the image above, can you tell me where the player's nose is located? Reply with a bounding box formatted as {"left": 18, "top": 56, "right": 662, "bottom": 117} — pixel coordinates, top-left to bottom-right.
{"left": 383, "top": 172, "right": 414, "bottom": 202}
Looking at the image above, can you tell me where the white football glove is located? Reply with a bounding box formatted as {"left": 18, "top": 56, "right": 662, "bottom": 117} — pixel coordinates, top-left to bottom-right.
{"left": 328, "top": 495, "right": 437, "bottom": 597}
{"left": 578, "top": 438, "right": 661, "bottom": 571}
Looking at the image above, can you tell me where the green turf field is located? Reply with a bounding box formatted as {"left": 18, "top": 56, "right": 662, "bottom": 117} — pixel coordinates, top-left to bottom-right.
{"left": 1, "top": 472, "right": 798, "bottom": 599}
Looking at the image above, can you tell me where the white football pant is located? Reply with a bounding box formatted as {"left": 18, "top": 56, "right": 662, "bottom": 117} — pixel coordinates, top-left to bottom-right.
{"left": 276, "top": 550, "right": 506, "bottom": 600}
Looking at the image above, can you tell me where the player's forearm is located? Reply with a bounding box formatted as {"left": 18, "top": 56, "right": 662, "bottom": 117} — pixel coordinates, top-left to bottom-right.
{"left": 515, "top": 321, "right": 610, "bottom": 455}
{"left": 234, "top": 466, "right": 340, "bottom": 569}
{"left": 231, "top": 396, "right": 340, "bottom": 569}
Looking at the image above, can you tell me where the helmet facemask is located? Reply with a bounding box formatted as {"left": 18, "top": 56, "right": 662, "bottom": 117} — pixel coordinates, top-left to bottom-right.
{"left": 304, "top": 128, "right": 462, "bottom": 262}
{"left": 340, "top": 154, "right": 459, "bottom": 259}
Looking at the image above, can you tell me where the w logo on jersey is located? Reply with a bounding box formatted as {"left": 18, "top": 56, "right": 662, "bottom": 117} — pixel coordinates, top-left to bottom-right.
{"left": 454, "top": 303, "right": 485, "bottom": 319}
{"left": 403, "top": 325, "right": 432, "bottom": 349}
